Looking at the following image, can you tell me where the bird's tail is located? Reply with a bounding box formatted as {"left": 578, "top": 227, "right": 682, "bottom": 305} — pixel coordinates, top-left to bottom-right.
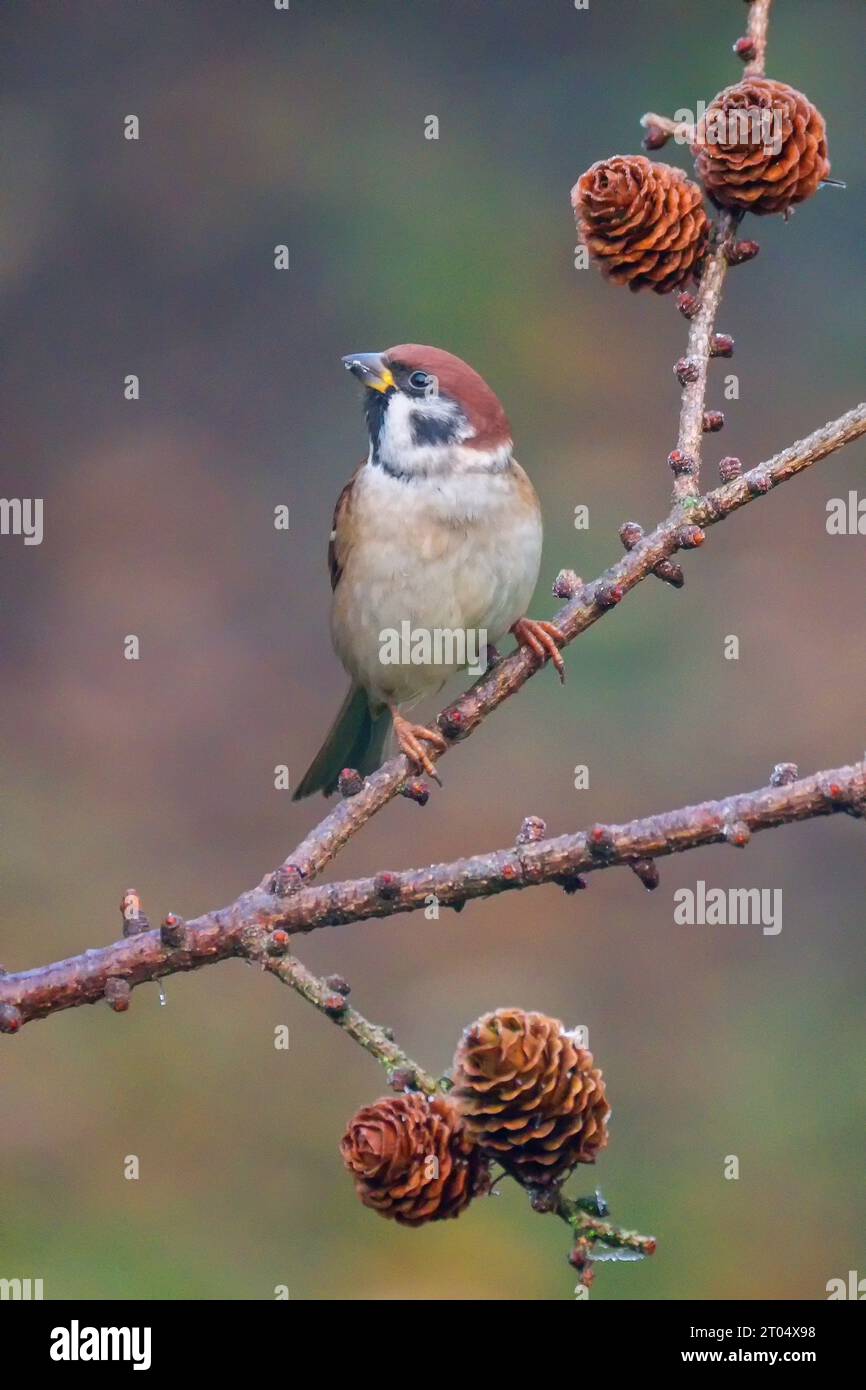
{"left": 292, "top": 683, "right": 391, "bottom": 800}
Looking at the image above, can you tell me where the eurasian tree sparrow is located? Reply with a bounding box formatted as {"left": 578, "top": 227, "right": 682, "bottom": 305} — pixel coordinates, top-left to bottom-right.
{"left": 293, "top": 344, "right": 563, "bottom": 799}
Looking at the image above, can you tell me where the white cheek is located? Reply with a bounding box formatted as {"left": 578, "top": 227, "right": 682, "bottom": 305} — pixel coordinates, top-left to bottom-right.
{"left": 377, "top": 393, "right": 415, "bottom": 459}
{"left": 376, "top": 392, "right": 469, "bottom": 476}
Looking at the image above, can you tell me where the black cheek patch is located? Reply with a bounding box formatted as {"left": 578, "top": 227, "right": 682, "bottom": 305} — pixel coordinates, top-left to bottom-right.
{"left": 410, "top": 409, "right": 459, "bottom": 447}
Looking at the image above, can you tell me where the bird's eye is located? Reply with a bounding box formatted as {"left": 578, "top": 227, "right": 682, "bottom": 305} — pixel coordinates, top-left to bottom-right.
{"left": 408, "top": 370, "right": 432, "bottom": 391}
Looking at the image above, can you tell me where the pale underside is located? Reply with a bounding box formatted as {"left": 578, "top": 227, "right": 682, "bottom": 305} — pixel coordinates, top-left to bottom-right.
{"left": 331, "top": 456, "right": 543, "bottom": 708}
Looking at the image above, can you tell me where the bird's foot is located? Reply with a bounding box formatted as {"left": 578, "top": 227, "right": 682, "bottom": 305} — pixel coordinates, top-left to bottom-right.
{"left": 391, "top": 711, "right": 447, "bottom": 783}
{"left": 511, "top": 617, "right": 566, "bottom": 682}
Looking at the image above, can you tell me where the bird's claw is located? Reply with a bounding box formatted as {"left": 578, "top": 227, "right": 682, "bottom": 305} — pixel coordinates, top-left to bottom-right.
{"left": 392, "top": 713, "right": 446, "bottom": 783}
{"left": 511, "top": 617, "right": 567, "bottom": 682}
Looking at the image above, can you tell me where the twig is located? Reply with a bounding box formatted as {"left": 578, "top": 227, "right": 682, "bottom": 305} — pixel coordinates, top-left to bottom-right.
{"left": 744, "top": 0, "right": 773, "bottom": 79}
{"left": 639, "top": 112, "right": 695, "bottom": 145}
{"left": 556, "top": 1194, "right": 656, "bottom": 1259}
{"left": 670, "top": 212, "right": 737, "bottom": 504}
{"left": 2, "top": 756, "right": 862, "bottom": 1030}
{"left": 257, "top": 952, "right": 439, "bottom": 1094}
{"left": 264, "top": 759, "right": 866, "bottom": 935}
{"left": 650, "top": 0, "right": 771, "bottom": 504}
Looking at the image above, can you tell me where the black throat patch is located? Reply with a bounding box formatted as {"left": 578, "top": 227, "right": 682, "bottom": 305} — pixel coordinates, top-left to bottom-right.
{"left": 364, "top": 387, "right": 392, "bottom": 448}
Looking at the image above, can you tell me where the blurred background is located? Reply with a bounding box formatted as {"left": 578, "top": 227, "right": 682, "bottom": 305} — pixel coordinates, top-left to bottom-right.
{"left": 0, "top": 0, "right": 863, "bottom": 1301}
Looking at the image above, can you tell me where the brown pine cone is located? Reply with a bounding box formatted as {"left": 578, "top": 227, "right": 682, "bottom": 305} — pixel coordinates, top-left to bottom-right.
{"left": 340, "top": 1092, "right": 490, "bottom": 1225}
{"left": 450, "top": 1008, "right": 610, "bottom": 1186}
{"left": 693, "top": 78, "right": 829, "bottom": 216}
{"left": 572, "top": 156, "right": 709, "bottom": 293}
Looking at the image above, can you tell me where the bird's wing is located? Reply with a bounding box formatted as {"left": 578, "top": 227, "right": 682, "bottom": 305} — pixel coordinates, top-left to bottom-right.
{"left": 510, "top": 458, "right": 542, "bottom": 518}
{"left": 328, "top": 461, "right": 364, "bottom": 592}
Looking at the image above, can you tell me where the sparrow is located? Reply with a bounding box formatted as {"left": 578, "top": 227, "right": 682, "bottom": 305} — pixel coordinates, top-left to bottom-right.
{"left": 293, "top": 344, "right": 564, "bottom": 799}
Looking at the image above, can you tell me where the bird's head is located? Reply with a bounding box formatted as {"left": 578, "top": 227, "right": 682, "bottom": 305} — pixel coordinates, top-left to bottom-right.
{"left": 341, "top": 344, "right": 513, "bottom": 478}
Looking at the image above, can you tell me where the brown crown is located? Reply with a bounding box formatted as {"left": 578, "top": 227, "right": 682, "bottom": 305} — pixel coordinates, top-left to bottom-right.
{"left": 385, "top": 343, "right": 512, "bottom": 450}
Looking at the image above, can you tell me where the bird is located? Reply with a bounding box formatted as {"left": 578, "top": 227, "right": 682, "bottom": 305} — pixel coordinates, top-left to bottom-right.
{"left": 293, "top": 344, "right": 564, "bottom": 800}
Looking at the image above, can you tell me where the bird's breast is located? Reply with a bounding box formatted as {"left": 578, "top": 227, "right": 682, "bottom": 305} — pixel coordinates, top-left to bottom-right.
{"left": 331, "top": 461, "right": 542, "bottom": 703}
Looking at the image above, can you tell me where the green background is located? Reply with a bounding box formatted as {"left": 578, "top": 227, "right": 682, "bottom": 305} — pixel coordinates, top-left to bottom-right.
{"left": 1, "top": 0, "right": 863, "bottom": 1300}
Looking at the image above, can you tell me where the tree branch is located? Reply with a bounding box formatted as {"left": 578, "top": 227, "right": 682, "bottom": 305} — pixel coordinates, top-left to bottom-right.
{"left": 744, "top": 0, "right": 773, "bottom": 79}
{"left": 556, "top": 1194, "right": 657, "bottom": 1260}
{"left": 3, "top": 756, "right": 862, "bottom": 1031}
{"left": 639, "top": 112, "right": 695, "bottom": 145}
{"left": 646, "top": 0, "right": 770, "bottom": 504}
{"left": 263, "top": 759, "right": 866, "bottom": 935}
{"left": 670, "top": 212, "right": 736, "bottom": 504}
{"left": 258, "top": 952, "right": 440, "bottom": 1095}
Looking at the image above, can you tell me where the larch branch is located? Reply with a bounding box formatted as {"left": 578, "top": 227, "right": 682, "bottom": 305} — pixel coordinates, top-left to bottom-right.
{"left": 2, "top": 756, "right": 862, "bottom": 1031}
{"left": 744, "top": 0, "right": 773, "bottom": 79}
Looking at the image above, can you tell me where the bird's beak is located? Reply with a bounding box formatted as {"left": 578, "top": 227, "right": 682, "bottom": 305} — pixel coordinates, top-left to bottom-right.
{"left": 341, "top": 351, "right": 396, "bottom": 394}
